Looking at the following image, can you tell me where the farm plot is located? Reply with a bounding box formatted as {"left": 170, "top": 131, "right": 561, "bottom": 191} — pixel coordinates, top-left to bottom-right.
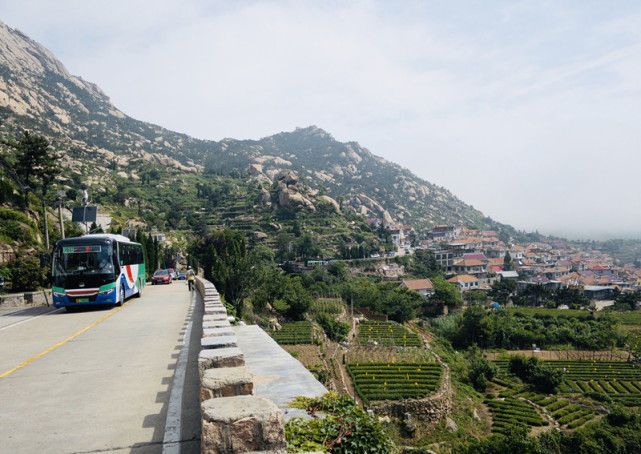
{"left": 504, "top": 390, "right": 596, "bottom": 429}
{"left": 357, "top": 321, "right": 422, "bottom": 347}
{"left": 485, "top": 397, "right": 548, "bottom": 435}
{"left": 308, "top": 299, "right": 345, "bottom": 316}
{"left": 345, "top": 346, "right": 437, "bottom": 365}
{"left": 494, "top": 359, "right": 641, "bottom": 407}
{"left": 609, "top": 312, "right": 641, "bottom": 325}
{"left": 273, "top": 321, "right": 314, "bottom": 345}
{"left": 347, "top": 361, "right": 442, "bottom": 404}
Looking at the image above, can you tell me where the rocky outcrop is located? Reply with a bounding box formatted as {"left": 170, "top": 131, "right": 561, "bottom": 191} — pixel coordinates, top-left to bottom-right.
{"left": 275, "top": 170, "right": 316, "bottom": 212}
{"left": 349, "top": 194, "right": 393, "bottom": 224}
{"left": 318, "top": 195, "right": 341, "bottom": 213}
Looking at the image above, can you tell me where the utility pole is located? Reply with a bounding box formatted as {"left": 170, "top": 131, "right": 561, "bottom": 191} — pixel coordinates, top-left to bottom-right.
{"left": 56, "top": 190, "right": 65, "bottom": 239}
{"left": 43, "top": 199, "right": 49, "bottom": 250}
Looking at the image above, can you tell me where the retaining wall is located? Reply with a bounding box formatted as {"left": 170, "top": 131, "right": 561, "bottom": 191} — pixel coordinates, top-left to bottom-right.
{"left": 194, "top": 277, "right": 289, "bottom": 454}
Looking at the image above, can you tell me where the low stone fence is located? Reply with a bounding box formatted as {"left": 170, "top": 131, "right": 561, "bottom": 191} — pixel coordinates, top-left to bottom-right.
{"left": 194, "top": 277, "right": 288, "bottom": 454}
{"left": 0, "top": 290, "right": 52, "bottom": 308}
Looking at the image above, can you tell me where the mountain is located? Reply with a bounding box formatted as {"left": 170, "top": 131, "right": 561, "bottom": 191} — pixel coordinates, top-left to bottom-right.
{"left": 0, "top": 20, "right": 513, "bottom": 238}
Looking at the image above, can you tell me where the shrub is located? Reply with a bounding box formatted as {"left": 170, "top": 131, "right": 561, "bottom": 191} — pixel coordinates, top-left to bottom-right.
{"left": 7, "top": 255, "right": 47, "bottom": 292}
{"left": 467, "top": 352, "right": 497, "bottom": 392}
{"left": 285, "top": 393, "right": 395, "bottom": 453}
{"left": 316, "top": 313, "right": 350, "bottom": 342}
{"left": 508, "top": 356, "right": 563, "bottom": 393}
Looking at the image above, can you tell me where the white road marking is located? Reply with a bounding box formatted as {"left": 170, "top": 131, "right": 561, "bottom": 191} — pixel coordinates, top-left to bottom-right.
{"left": 162, "top": 291, "right": 196, "bottom": 453}
{"left": 0, "top": 308, "right": 64, "bottom": 332}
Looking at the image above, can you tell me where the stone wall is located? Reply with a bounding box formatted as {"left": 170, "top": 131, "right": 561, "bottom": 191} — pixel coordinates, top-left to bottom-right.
{"left": 194, "top": 277, "right": 288, "bottom": 454}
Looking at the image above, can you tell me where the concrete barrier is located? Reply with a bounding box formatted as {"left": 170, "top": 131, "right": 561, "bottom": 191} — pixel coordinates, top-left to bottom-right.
{"left": 194, "top": 277, "right": 288, "bottom": 454}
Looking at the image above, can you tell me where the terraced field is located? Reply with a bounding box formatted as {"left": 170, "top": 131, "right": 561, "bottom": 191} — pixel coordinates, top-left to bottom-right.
{"left": 485, "top": 396, "right": 548, "bottom": 435}
{"left": 273, "top": 321, "right": 315, "bottom": 345}
{"left": 493, "top": 359, "right": 641, "bottom": 407}
{"left": 492, "top": 378, "right": 598, "bottom": 429}
{"left": 357, "top": 321, "right": 422, "bottom": 348}
{"left": 347, "top": 361, "right": 442, "bottom": 404}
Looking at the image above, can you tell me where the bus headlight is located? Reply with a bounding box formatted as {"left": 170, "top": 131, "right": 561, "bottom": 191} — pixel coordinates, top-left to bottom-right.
{"left": 53, "top": 292, "right": 66, "bottom": 298}
{"left": 99, "top": 288, "right": 115, "bottom": 295}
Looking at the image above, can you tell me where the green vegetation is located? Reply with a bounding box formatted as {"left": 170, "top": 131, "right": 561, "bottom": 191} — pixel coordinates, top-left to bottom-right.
{"left": 485, "top": 397, "right": 548, "bottom": 435}
{"left": 357, "top": 320, "right": 422, "bottom": 347}
{"left": 434, "top": 306, "right": 625, "bottom": 351}
{"left": 507, "top": 356, "right": 564, "bottom": 394}
{"left": 347, "top": 361, "right": 442, "bottom": 405}
{"left": 273, "top": 321, "right": 314, "bottom": 345}
{"left": 316, "top": 313, "right": 350, "bottom": 342}
{"left": 285, "top": 393, "right": 395, "bottom": 453}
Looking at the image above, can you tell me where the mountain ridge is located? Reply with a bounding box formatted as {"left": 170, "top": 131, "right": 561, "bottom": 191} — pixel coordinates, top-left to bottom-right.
{"left": 0, "top": 20, "right": 513, "bottom": 237}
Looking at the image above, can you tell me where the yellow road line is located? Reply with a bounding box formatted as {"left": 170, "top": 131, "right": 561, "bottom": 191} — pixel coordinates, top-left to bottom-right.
{"left": 0, "top": 301, "right": 130, "bottom": 378}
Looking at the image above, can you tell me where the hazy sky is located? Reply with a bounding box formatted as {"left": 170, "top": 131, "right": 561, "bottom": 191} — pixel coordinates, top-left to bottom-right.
{"left": 2, "top": 1, "right": 641, "bottom": 240}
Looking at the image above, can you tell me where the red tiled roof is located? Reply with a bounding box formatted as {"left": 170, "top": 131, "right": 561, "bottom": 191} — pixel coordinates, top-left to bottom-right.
{"left": 402, "top": 279, "right": 434, "bottom": 290}
{"left": 448, "top": 274, "right": 478, "bottom": 283}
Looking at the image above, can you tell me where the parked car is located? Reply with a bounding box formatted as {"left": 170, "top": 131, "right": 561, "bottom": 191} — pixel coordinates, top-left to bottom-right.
{"left": 152, "top": 269, "right": 171, "bottom": 285}
{"left": 177, "top": 272, "right": 187, "bottom": 280}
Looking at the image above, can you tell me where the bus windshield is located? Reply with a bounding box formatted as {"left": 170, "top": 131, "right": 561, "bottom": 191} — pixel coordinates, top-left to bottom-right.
{"left": 52, "top": 243, "right": 115, "bottom": 282}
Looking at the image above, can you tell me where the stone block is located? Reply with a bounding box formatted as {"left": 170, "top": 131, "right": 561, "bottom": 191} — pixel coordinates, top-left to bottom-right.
{"left": 204, "top": 306, "right": 227, "bottom": 316}
{"left": 201, "top": 335, "right": 237, "bottom": 350}
{"left": 201, "top": 396, "right": 286, "bottom": 454}
{"left": 198, "top": 348, "right": 245, "bottom": 377}
{"left": 203, "top": 327, "right": 235, "bottom": 338}
{"left": 200, "top": 366, "right": 254, "bottom": 401}
{"left": 203, "top": 315, "right": 231, "bottom": 328}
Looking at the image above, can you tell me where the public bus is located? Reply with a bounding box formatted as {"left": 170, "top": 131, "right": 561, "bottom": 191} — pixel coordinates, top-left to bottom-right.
{"left": 51, "top": 234, "right": 146, "bottom": 310}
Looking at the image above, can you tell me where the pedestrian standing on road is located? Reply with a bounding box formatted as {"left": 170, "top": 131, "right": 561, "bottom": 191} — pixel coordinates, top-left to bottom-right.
{"left": 187, "top": 266, "right": 195, "bottom": 291}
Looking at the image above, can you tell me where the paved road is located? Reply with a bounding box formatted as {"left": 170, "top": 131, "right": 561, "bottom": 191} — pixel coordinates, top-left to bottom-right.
{"left": 0, "top": 281, "right": 201, "bottom": 454}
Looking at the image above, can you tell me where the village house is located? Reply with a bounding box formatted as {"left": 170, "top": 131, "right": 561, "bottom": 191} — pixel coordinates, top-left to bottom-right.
{"left": 400, "top": 278, "right": 435, "bottom": 297}
{"left": 425, "top": 225, "right": 462, "bottom": 243}
{"left": 429, "top": 249, "right": 455, "bottom": 273}
{"left": 447, "top": 274, "right": 480, "bottom": 291}
{"left": 452, "top": 258, "right": 488, "bottom": 276}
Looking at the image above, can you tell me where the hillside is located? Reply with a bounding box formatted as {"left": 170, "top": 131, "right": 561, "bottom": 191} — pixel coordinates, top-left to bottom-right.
{"left": 0, "top": 20, "right": 516, "bottom": 240}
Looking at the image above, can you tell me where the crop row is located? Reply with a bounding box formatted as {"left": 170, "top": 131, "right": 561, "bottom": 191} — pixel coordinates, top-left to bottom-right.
{"left": 308, "top": 299, "right": 344, "bottom": 315}
{"left": 273, "top": 321, "right": 314, "bottom": 345}
{"left": 502, "top": 308, "right": 641, "bottom": 325}
{"left": 347, "top": 362, "right": 443, "bottom": 404}
{"left": 357, "top": 321, "right": 422, "bottom": 347}
{"left": 485, "top": 398, "right": 547, "bottom": 435}
{"left": 493, "top": 359, "right": 641, "bottom": 382}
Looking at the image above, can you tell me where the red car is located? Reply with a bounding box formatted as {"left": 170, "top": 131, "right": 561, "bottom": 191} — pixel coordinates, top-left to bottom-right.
{"left": 152, "top": 269, "right": 171, "bottom": 285}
